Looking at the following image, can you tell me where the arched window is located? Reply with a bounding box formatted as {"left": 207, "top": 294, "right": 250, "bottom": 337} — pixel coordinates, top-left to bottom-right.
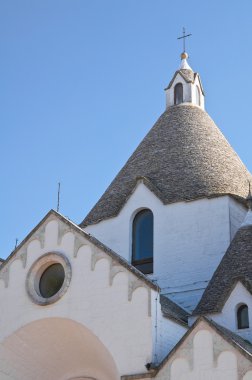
{"left": 196, "top": 85, "right": 201, "bottom": 106}
{"left": 132, "top": 209, "right": 153, "bottom": 274}
{"left": 237, "top": 304, "right": 249, "bottom": 329}
{"left": 174, "top": 83, "right": 183, "bottom": 105}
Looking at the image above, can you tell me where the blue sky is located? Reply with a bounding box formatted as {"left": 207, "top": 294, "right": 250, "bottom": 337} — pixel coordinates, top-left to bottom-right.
{"left": 1, "top": 0, "right": 252, "bottom": 258}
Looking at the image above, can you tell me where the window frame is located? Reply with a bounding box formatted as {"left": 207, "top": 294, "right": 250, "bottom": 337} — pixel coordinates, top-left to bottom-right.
{"left": 237, "top": 303, "right": 249, "bottom": 330}
{"left": 174, "top": 82, "right": 183, "bottom": 105}
{"left": 132, "top": 209, "right": 153, "bottom": 274}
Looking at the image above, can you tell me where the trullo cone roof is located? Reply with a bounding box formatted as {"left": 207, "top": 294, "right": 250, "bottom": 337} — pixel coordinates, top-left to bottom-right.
{"left": 81, "top": 104, "right": 251, "bottom": 227}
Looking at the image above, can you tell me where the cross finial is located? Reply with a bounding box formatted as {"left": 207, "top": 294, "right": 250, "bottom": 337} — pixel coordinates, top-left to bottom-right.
{"left": 177, "top": 27, "right": 192, "bottom": 53}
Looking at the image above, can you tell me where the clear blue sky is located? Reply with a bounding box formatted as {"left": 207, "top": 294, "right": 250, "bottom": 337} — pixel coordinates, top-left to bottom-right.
{"left": 1, "top": 0, "right": 252, "bottom": 258}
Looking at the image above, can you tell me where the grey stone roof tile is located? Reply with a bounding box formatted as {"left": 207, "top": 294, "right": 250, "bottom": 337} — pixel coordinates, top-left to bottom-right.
{"left": 194, "top": 224, "right": 252, "bottom": 315}
{"left": 81, "top": 105, "right": 251, "bottom": 227}
{"left": 160, "top": 294, "right": 189, "bottom": 326}
{"left": 166, "top": 69, "right": 195, "bottom": 89}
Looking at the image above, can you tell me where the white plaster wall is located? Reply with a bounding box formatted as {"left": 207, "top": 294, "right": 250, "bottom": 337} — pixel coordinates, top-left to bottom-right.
{"left": 156, "top": 313, "right": 187, "bottom": 363}
{"left": 229, "top": 196, "right": 247, "bottom": 239}
{"left": 208, "top": 282, "right": 252, "bottom": 342}
{"left": 0, "top": 215, "right": 158, "bottom": 377}
{"left": 166, "top": 73, "right": 192, "bottom": 107}
{"left": 155, "top": 321, "right": 252, "bottom": 380}
{"left": 191, "top": 75, "right": 205, "bottom": 109}
{"left": 85, "top": 184, "right": 234, "bottom": 311}
{"left": 151, "top": 294, "right": 187, "bottom": 364}
{"left": 165, "top": 72, "right": 204, "bottom": 109}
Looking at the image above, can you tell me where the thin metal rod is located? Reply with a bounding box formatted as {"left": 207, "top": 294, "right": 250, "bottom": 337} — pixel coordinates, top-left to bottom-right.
{"left": 177, "top": 27, "right": 192, "bottom": 52}
{"left": 57, "top": 182, "right": 61, "bottom": 212}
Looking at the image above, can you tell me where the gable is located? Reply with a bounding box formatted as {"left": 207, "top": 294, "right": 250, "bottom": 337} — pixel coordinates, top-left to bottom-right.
{"left": 194, "top": 224, "right": 252, "bottom": 316}
{"left": 0, "top": 210, "right": 159, "bottom": 376}
{"left": 165, "top": 69, "right": 195, "bottom": 90}
{"left": 158, "top": 320, "right": 252, "bottom": 380}
{"left": 218, "top": 281, "right": 252, "bottom": 316}
{"left": 205, "top": 282, "right": 252, "bottom": 343}
{"left": 122, "top": 319, "right": 252, "bottom": 379}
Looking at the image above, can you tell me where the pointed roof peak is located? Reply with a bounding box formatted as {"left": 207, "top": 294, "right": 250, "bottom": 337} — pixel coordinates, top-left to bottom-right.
{"left": 179, "top": 52, "right": 192, "bottom": 71}
{"left": 81, "top": 106, "right": 252, "bottom": 227}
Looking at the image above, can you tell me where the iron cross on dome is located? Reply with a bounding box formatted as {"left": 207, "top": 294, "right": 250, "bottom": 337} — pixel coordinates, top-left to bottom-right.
{"left": 177, "top": 27, "right": 192, "bottom": 53}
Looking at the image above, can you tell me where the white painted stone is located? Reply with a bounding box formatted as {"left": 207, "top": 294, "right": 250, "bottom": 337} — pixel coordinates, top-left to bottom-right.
{"left": 229, "top": 196, "right": 247, "bottom": 239}
{"left": 179, "top": 58, "right": 192, "bottom": 70}
{"left": 0, "top": 215, "right": 165, "bottom": 378}
{"left": 86, "top": 183, "right": 244, "bottom": 311}
{"left": 243, "top": 371, "right": 252, "bottom": 380}
{"left": 153, "top": 293, "right": 187, "bottom": 363}
{"left": 207, "top": 282, "right": 252, "bottom": 342}
{"left": 155, "top": 320, "right": 252, "bottom": 380}
{"left": 164, "top": 61, "right": 205, "bottom": 109}
{"left": 242, "top": 209, "right": 252, "bottom": 227}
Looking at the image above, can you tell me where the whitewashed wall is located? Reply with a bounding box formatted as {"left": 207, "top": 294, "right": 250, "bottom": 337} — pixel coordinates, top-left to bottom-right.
{"left": 229, "top": 196, "right": 247, "bottom": 239}
{"left": 86, "top": 183, "right": 244, "bottom": 311}
{"left": 155, "top": 310, "right": 187, "bottom": 363}
{"left": 0, "top": 214, "right": 159, "bottom": 379}
{"left": 165, "top": 72, "right": 205, "bottom": 109}
{"left": 208, "top": 282, "right": 252, "bottom": 342}
{"left": 155, "top": 320, "right": 252, "bottom": 380}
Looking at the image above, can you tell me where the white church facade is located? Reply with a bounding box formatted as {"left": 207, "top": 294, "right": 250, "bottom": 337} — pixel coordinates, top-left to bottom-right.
{"left": 0, "top": 52, "right": 252, "bottom": 379}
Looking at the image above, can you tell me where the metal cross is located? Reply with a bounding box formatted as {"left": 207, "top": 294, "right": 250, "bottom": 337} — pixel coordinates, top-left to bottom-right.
{"left": 177, "top": 27, "right": 192, "bottom": 53}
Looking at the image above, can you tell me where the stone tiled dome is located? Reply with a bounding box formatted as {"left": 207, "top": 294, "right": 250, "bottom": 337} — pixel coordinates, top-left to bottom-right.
{"left": 194, "top": 220, "right": 252, "bottom": 315}
{"left": 81, "top": 104, "right": 252, "bottom": 227}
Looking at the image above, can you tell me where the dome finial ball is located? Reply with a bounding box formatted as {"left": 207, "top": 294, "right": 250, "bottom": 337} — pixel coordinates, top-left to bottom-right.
{"left": 181, "top": 52, "right": 188, "bottom": 60}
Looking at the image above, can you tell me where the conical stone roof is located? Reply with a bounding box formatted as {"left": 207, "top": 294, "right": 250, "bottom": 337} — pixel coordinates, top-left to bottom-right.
{"left": 81, "top": 104, "right": 251, "bottom": 227}
{"left": 194, "top": 218, "right": 252, "bottom": 315}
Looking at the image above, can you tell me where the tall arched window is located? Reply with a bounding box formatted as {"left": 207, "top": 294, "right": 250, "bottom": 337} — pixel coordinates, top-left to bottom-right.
{"left": 174, "top": 83, "right": 183, "bottom": 105}
{"left": 196, "top": 85, "right": 201, "bottom": 106}
{"left": 237, "top": 304, "right": 249, "bottom": 329}
{"left": 132, "top": 209, "right": 153, "bottom": 274}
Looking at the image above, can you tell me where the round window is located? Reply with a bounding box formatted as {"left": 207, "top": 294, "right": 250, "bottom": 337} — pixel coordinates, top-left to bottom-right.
{"left": 26, "top": 252, "right": 72, "bottom": 305}
{"left": 39, "top": 263, "right": 65, "bottom": 298}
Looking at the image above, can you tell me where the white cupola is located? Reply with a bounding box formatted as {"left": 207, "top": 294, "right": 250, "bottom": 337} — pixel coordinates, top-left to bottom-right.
{"left": 165, "top": 52, "right": 205, "bottom": 109}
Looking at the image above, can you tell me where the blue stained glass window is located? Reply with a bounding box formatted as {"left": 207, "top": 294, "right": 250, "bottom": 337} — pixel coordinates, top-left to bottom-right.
{"left": 237, "top": 304, "right": 249, "bottom": 329}
{"left": 132, "top": 209, "right": 153, "bottom": 274}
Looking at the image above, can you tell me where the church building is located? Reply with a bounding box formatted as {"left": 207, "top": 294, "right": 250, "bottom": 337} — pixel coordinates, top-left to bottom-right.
{"left": 0, "top": 50, "right": 252, "bottom": 379}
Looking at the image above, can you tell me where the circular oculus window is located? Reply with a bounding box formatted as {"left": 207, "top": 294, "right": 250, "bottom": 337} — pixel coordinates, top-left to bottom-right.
{"left": 26, "top": 252, "right": 71, "bottom": 305}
